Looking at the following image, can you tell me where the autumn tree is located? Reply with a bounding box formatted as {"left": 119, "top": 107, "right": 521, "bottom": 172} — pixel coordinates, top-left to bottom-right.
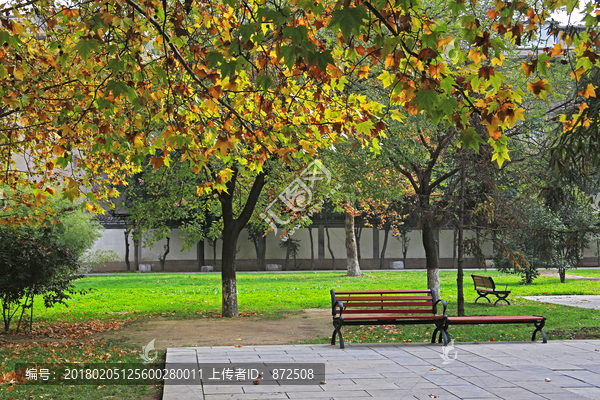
{"left": 3, "top": 0, "right": 600, "bottom": 315}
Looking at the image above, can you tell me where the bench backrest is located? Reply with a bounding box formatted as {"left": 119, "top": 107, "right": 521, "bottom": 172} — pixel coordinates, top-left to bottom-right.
{"left": 471, "top": 274, "right": 496, "bottom": 290}
{"left": 331, "top": 289, "right": 441, "bottom": 317}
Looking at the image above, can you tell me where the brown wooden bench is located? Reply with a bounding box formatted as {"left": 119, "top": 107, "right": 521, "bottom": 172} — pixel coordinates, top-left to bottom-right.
{"left": 433, "top": 315, "right": 547, "bottom": 343}
{"left": 331, "top": 289, "right": 450, "bottom": 349}
{"left": 472, "top": 274, "right": 511, "bottom": 305}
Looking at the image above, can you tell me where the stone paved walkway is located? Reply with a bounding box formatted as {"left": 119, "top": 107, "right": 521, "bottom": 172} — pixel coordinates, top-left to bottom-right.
{"left": 520, "top": 295, "right": 600, "bottom": 310}
{"left": 162, "top": 340, "right": 600, "bottom": 399}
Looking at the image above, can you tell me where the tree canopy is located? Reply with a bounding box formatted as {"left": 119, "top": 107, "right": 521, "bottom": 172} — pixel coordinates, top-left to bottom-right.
{"left": 2, "top": 0, "right": 600, "bottom": 314}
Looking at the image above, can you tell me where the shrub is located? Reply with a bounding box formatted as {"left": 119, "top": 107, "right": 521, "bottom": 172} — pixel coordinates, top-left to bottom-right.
{"left": 0, "top": 226, "right": 88, "bottom": 332}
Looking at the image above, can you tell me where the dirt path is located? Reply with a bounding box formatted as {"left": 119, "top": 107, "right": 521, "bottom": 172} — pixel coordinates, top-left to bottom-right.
{"left": 96, "top": 309, "right": 333, "bottom": 350}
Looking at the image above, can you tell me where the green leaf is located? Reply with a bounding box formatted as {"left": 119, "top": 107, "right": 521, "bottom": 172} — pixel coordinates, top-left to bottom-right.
{"left": 283, "top": 26, "right": 308, "bottom": 44}
{"left": 108, "top": 59, "right": 126, "bottom": 75}
{"left": 73, "top": 39, "right": 99, "bottom": 60}
{"left": 207, "top": 51, "right": 225, "bottom": 68}
{"left": 414, "top": 90, "right": 440, "bottom": 113}
{"left": 537, "top": 53, "right": 550, "bottom": 75}
{"left": 238, "top": 23, "right": 256, "bottom": 43}
{"left": 307, "top": 49, "right": 334, "bottom": 71}
{"left": 257, "top": 75, "right": 273, "bottom": 91}
{"left": 280, "top": 45, "right": 296, "bottom": 70}
{"left": 330, "top": 6, "right": 368, "bottom": 39}
{"left": 440, "top": 76, "right": 454, "bottom": 94}
{"left": 439, "top": 97, "right": 457, "bottom": 118}
{"left": 460, "top": 127, "right": 486, "bottom": 152}
{"left": 106, "top": 80, "right": 131, "bottom": 98}
{"left": 0, "top": 30, "right": 10, "bottom": 46}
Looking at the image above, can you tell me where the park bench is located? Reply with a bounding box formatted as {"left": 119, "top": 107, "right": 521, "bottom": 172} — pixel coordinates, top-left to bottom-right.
{"left": 472, "top": 274, "right": 511, "bottom": 305}
{"left": 433, "top": 315, "right": 547, "bottom": 343}
{"left": 330, "top": 289, "right": 450, "bottom": 349}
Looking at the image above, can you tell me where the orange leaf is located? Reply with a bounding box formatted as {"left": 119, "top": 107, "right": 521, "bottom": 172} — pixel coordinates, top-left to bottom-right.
{"left": 490, "top": 131, "right": 502, "bottom": 140}
{"left": 549, "top": 43, "right": 562, "bottom": 57}
{"left": 579, "top": 83, "right": 597, "bottom": 99}
{"left": 150, "top": 156, "right": 165, "bottom": 169}
{"left": 53, "top": 144, "right": 66, "bottom": 157}
{"left": 208, "top": 85, "right": 223, "bottom": 99}
{"left": 571, "top": 67, "right": 585, "bottom": 81}
{"left": 215, "top": 136, "right": 233, "bottom": 155}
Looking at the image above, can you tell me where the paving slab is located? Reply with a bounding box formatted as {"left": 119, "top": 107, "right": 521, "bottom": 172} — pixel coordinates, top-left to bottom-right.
{"left": 163, "top": 340, "right": 600, "bottom": 399}
{"left": 520, "top": 295, "right": 600, "bottom": 309}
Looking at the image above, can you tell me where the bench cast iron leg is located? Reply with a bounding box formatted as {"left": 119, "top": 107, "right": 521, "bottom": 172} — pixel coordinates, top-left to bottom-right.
{"left": 475, "top": 292, "right": 490, "bottom": 304}
{"left": 532, "top": 319, "right": 547, "bottom": 343}
{"left": 431, "top": 327, "right": 439, "bottom": 343}
{"left": 434, "top": 321, "right": 450, "bottom": 345}
{"left": 493, "top": 294, "right": 510, "bottom": 306}
{"left": 332, "top": 320, "right": 345, "bottom": 349}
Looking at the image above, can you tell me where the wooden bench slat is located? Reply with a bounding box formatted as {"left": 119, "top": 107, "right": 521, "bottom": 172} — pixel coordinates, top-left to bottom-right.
{"left": 339, "top": 301, "right": 434, "bottom": 307}
{"left": 342, "top": 315, "right": 444, "bottom": 321}
{"left": 335, "top": 296, "right": 433, "bottom": 301}
{"left": 449, "top": 316, "right": 544, "bottom": 323}
{"left": 335, "top": 290, "right": 433, "bottom": 294}
{"left": 339, "top": 309, "right": 435, "bottom": 314}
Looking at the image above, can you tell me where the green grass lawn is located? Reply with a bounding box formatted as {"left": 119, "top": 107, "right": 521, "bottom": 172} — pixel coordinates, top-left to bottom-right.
{"left": 2, "top": 269, "right": 599, "bottom": 399}
{"left": 29, "top": 269, "right": 600, "bottom": 322}
{"left": 567, "top": 268, "right": 600, "bottom": 278}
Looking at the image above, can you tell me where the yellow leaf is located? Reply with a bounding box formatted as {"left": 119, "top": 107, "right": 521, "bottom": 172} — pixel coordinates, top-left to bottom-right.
{"left": 571, "top": 67, "right": 585, "bottom": 81}
{"left": 13, "top": 68, "right": 23, "bottom": 81}
{"left": 467, "top": 49, "right": 484, "bottom": 65}
{"left": 503, "top": 108, "right": 525, "bottom": 127}
{"left": 579, "top": 83, "right": 597, "bottom": 98}
{"left": 358, "top": 65, "right": 370, "bottom": 79}
{"left": 61, "top": 123, "right": 75, "bottom": 137}
{"left": 12, "top": 22, "right": 24, "bottom": 35}
{"left": 550, "top": 43, "right": 563, "bottom": 57}
{"left": 53, "top": 144, "right": 66, "bottom": 157}
{"left": 491, "top": 54, "right": 505, "bottom": 66}
{"left": 133, "top": 133, "right": 144, "bottom": 148}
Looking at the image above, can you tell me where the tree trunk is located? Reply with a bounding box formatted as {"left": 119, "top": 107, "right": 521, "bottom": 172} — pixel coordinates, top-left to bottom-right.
{"left": 212, "top": 239, "right": 217, "bottom": 267}
{"left": 452, "top": 229, "right": 457, "bottom": 268}
{"left": 422, "top": 215, "right": 440, "bottom": 293}
{"left": 355, "top": 225, "right": 362, "bottom": 260}
{"left": 218, "top": 170, "right": 266, "bottom": 318}
{"left": 283, "top": 239, "right": 290, "bottom": 271}
{"left": 159, "top": 236, "right": 170, "bottom": 272}
{"left": 345, "top": 212, "right": 361, "bottom": 277}
{"left": 457, "top": 165, "right": 466, "bottom": 316}
{"left": 402, "top": 233, "right": 409, "bottom": 267}
{"left": 133, "top": 234, "right": 140, "bottom": 271}
{"left": 325, "top": 219, "right": 335, "bottom": 270}
{"left": 380, "top": 225, "right": 390, "bottom": 269}
{"left": 254, "top": 234, "right": 266, "bottom": 271}
{"left": 197, "top": 240, "right": 205, "bottom": 271}
{"left": 221, "top": 222, "right": 239, "bottom": 317}
{"left": 308, "top": 227, "right": 315, "bottom": 270}
{"left": 124, "top": 228, "right": 131, "bottom": 271}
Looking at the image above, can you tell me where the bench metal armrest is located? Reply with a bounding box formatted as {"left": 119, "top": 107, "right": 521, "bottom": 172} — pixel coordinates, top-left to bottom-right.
{"left": 434, "top": 299, "right": 447, "bottom": 315}
{"left": 333, "top": 301, "right": 344, "bottom": 318}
